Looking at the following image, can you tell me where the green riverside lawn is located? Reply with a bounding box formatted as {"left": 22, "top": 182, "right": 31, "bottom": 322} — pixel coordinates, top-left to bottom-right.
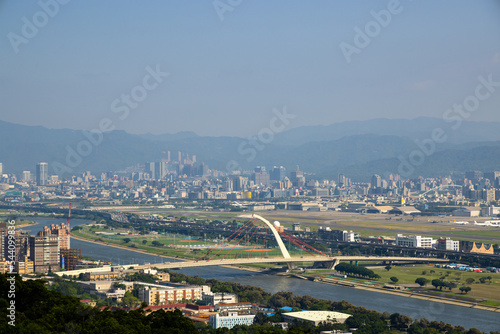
{"left": 370, "top": 265, "right": 500, "bottom": 307}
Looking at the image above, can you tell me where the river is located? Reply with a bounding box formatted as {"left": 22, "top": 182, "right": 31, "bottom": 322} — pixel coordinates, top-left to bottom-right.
{"left": 22, "top": 218, "right": 500, "bottom": 332}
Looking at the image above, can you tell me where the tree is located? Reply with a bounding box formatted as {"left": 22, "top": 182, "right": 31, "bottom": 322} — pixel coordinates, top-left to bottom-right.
{"left": 431, "top": 279, "right": 443, "bottom": 290}
{"left": 390, "top": 313, "right": 412, "bottom": 330}
{"left": 442, "top": 281, "right": 456, "bottom": 291}
{"left": 415, "top": 277, "right": 429, "bottom": 287}
{"left": 423, "top": 328, "right": 441, "bottom": 334}
{"left": 465, "top": 278, "right": 475, "bottom": 285}
{"left": 385, "top": 265, "right": 392, "bottom": 271}
{"left": 123, "top": 238, "right": 131, "bottom": 243}
{"left": 479, "top": 277, "right": 487, "bottom": 284}
{"left": 142, "top": 240, "right": 147, "bottom": 245}
{"left": 390, "top": 276, "right": 399, "bottom": 284}
{"left": 122, "top": 291, "right": 140, "bottom": 308}
{"left": 152, "top": 240, "right": 163, "bottom": 247}
{"left": 459, "top": 286, "right": 471, "bottom": 294}
{"left": 253, "top": 312, "right": 268, "bottom": 325}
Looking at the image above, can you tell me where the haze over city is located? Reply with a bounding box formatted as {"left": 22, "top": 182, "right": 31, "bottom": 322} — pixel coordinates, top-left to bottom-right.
{"left": 2, "top": 2, "right": 500, "bottom": 333}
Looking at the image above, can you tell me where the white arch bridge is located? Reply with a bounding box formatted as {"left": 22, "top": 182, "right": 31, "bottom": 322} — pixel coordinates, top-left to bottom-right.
{"left": 137, "top": 255, "right": 448, "bottom": 271}
{"left": 136, "top": 214, "right": 448, "bottom": 270}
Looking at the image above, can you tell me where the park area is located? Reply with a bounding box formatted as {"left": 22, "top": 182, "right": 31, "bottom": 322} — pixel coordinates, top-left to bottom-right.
{"left": 370, "top": 265, "right": 500, "bottom": 306}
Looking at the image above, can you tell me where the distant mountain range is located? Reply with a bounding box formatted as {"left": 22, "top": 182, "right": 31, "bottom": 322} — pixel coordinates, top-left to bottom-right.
{"left": 1, "top": 117, "right": 500, "bottom": 181}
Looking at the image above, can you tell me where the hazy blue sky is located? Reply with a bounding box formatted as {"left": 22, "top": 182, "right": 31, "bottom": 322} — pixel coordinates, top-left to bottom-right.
{"left": 1, "top": 1, "right": 499, "bottom": 136}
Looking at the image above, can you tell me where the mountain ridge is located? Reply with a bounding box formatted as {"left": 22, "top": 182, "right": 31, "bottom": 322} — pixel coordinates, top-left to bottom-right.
{"left": 1, "top": 118, "right": 499, "bottom": 180}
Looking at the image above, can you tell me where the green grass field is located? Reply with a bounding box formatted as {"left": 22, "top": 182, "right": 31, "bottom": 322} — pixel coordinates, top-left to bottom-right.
{"left": 370, "top": 265, "right": 500, "bottom": 305}
{"left": 73, "top": 224, "right": 314, "bottom": 262}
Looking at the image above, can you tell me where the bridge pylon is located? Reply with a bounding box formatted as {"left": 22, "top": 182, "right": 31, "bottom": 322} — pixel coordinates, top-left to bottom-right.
{"left": 239, "top": 214, "right": 291, "bottom": 259}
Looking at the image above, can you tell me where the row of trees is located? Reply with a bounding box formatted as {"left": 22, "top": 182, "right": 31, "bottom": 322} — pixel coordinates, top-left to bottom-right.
{"left": 431, "top": 279, "right": 458, "bottom": 291}
{"left": 335, "top": 263, "right": 381, "bottom": 279}
{"left": 428, "top": 279, "right": 473, "bottom": 294}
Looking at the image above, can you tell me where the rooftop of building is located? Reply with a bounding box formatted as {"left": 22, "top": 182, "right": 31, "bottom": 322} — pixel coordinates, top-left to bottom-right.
{"left": 217, "top": 302, "right": 252, "bottom": 306}
{"left": 282, "top": 310, "right": 351, "bottom": 322}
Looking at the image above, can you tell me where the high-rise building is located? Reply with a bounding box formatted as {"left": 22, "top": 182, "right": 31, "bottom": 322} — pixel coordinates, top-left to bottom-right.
{"left": 11, "top": 231, "right": 30, "bottom": 262}
{"left": 290, "top": 165, "right": 305, "bottom": 188}
{"left": 0, "top": 162, "right": 3, "bottom": 175}
{"left": 145, "top": 162, "right": 155, "bottom": 179}
{"left": 155, "top": 161, "right": 168, "bottom": 180}
{"left": 371, "top": 174, "right": 382, "bottom": 188}
{"left": 29, "top": 233, "right": 60, "bottom": 273}
{"left": 48, "top": 223, "right": 70, "bottom": 250}
{"left": 253, "top": 166, "right": 270, "bottom": 186}
{"left": 233, "top": 176, "right": 248, "bottom": 191}
{"left": 338, "top": 174, "right": 351, "bottom": 187}
{"left": 0, "top": 222, "right": 8, "bottom": 261}
{"left": 224, "top": 178, "right": 233, "bottom": 191}
{"left": 484, "top": 171, "right": 500, "bottom": 188}
{"left": 198, "top": 162, "right": 208, "bottom": 176}
{"left": 270, "top": 166, "right": 286, "bottom": 181}
{"left": 22, "top": 171, "right": 31, "bottom": 182}
{"left": 465, "top": 170, "right": 483, "bottom": 182}
{"left": 36, "top": 162, "right": 48, "bottom": 186}
{"left": 1, "top": 228, "right": 32, "bottom": 273}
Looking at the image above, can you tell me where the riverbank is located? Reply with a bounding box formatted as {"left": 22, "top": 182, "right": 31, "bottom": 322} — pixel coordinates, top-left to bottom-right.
{"left": 16, "top": 220, "right": 38, "bottom": 229}
{"left": 71, "top": 234, "right": 191, "bottom": 261}
{"left": 312, "top": 275, "right": 500, "bottom": 313}
{"left": 72, "top": 233, "right": 500, "bottom": 313}
{"left": 70, "top": 234, "right": 268, "bottom": 273}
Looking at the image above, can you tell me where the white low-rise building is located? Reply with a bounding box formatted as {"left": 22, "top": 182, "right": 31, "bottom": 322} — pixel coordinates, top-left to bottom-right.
{"left": 282, "top": 311, "right": 351, "bottom": 326}
{"left": 396, "top": 234, "right": 435, "bottom": 248}
{"left": 436, "top": 238, "right": 460, "bottom": 251}
{"left": 202, "top": 292, "right": 237, "bottom": 305}
{"left": 209, "top": 311, "right": 256, "bottom": 329}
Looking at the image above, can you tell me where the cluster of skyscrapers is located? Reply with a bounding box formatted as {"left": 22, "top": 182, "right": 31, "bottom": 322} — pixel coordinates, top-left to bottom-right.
{"left": 0, "top": 221, "right": 80, "bottom": 274}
